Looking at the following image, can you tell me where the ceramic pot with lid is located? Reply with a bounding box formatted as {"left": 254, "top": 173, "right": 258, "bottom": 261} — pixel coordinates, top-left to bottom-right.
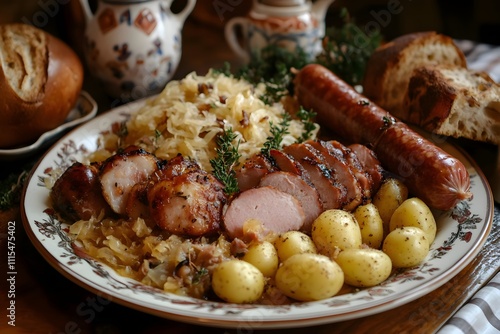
{"left": 79, "top": 0, "right": 196, "bottom": 101}
{"left": 225, "top": 0, "right": 334, "bottom": 62}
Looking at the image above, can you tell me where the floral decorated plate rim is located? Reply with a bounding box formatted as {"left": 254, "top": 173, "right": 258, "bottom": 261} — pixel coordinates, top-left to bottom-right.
{"left": 21, "top": 99, "right": 494, "bottom": 329}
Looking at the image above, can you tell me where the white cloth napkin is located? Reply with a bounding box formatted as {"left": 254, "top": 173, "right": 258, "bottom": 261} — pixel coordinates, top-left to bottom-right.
{"left": 438, "top": 205, "right": 500, "bottom": 334}
{"left": 455, "top": 40, "right": 500, "bottom": 82}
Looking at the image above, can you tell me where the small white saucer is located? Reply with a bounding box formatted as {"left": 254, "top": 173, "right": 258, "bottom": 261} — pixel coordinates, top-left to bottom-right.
{"left": 0, "top": 91, "right": 98, "bottom": 161}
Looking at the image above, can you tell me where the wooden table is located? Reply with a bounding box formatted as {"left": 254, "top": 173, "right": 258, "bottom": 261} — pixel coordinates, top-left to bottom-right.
{"left": 1, "top": 16, "right": 499, "bottom": 334}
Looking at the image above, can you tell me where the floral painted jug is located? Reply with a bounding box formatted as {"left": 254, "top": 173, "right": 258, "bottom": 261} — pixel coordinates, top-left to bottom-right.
{"left": 225, "top": 0, "right": 334, "bottom": 62}
{"left": 79, "top": 0, "right": 196, "bottom": 100}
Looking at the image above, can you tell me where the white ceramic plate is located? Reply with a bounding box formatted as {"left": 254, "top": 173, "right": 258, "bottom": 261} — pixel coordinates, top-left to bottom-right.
{"left": 21, "top": 99, "right": 494, "bottom": 329}
{"left": 0, "top": 91, "right": 97, "bottom": 161}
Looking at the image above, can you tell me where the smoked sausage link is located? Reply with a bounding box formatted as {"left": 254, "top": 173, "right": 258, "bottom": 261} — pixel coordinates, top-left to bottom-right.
{"left": 294, "top": 64, "right": 472, "bottom": 211}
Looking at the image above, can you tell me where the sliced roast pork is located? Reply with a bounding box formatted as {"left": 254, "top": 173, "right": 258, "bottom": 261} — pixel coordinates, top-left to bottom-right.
{"left": 259, "top": 171, "right": 322, "bottom": 232}
{"left": 148, "top": 169, "right": 227, "bottom": 237}
{"left": 283, "top": 143, "right": 347, "bottom": 210}
{"left": 349, "top": 143, "right": 384, "bottom": 195}
{"left": 327, "top": 140, "right": 374, "bottom": 201}
{"left": 269, "top": 149, "right": 308, "bottom": 177}
{"left": 100, "top": 147, "right": 160, "bottom": 215}
{"left": 306, "top": 140, "right": 363, "bottom": 211}
{"left": 235, "top": 154, "right": 275, "bottom": 191}
{"left": 153, "top": 153, "right": 201, "bottom": 181}
{"left": 124, "top": 182, "right": 150, "bottom": 222}
{"left": 223, "top": 186, "right": 306, "bottom": 240}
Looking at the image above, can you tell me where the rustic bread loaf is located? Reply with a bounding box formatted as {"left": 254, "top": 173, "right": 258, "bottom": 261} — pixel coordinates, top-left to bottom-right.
{"left": 0, "top": 23, "right": 84, "bottom": 148}
{"left": 405, "top": 66, "right": 500, "bottom": 145}
{"left": 363, "top": 31, "right": 467, "bottom": 120}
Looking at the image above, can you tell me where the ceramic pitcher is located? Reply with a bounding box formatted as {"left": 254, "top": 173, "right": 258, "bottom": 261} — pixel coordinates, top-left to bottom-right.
{"left": 79, "top": 0, "right": 196, "bottom": 100}
{"left": 225, "top": 0, "right": 334, "bottom": 62}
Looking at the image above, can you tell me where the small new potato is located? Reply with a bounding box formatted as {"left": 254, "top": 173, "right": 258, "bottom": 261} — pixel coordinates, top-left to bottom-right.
{"left": 211, "top": 260, "right": 265, "bottom": 304}
{"left": 372, "top": 178, "right": 408, "bottom": 233}
{"left": 353, "top": 203, "right": 384, "bottom": 249}
{"left": 274, "top": 231, "right": 316, "bottom": 262}
{"left": 312, "top": 209, "right": 362, "bottom": 257}
{"left": 242, "top": 241, "right": 279, "bottom": 277}
{"left": 335, "top": 248, "right": 392, "bottom": 287}
{"left": 389, "top": 197, "right": 437, "bottom": 244}
{"left": 382, "top": 227, "right": 430, "bottom": 268}
{"left": 275, "top": 253, "right": 344, "bottom": 301}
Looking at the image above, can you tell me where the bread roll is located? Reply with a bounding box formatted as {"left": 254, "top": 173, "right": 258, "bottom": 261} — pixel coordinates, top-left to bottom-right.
{"left": 363, "top": 31, "right": 467, "bottom": 120}
{"left": 0, "top": 23, "right": 84, "bottom": 148}
{"left": 406, "top": 66, "right": 500, "bottom": 145}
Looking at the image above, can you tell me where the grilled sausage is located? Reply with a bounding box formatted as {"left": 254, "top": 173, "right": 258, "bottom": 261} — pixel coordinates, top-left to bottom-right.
{"left": 294, "top": 64, "right": 472, "bottom": 210}
{"left": 50, "top": 162, "right": 113, "bottom": 222}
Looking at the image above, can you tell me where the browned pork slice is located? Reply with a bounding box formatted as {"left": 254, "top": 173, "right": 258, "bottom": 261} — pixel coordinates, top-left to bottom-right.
{"left": 223, "top": 186, "right": 306, "bottom": 240}
{"left": 328, "top": 140, "right": 374, "bottom": 201}
{"left": 50, "top": 162, "right": 113, "bottom": 222}
{"left": 283, "top": 143, "right": 347, "bottom": 210}
{"left": 259, "top": 171, "right": 322, "bottom": 233}
{"left": 148, "top": 170, "right": 227, "bottom": 237}
{"left": 100, "top": 147, "right": 160, "bottom": 215}
{"left": 306, "top": 140, "right": 363, "bottom": 211}
{"left": 235, "top": 154, "right": 275, "bottom": 191}
{"left": 153, "top": 153, "right": 200, "bottom": 181}
{"left": 349, "top": 143, "right": 385, "bottom": 195}
{"left": 269, "top": 149, "right": 308, "bottom": 177}
{"left": 124, "top": 182, "right": 150, "bottom": 222}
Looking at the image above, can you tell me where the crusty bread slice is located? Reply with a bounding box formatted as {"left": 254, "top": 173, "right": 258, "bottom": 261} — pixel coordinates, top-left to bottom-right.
{"left": 0, "top": 23, "right": 48, "bottom": 102}
{"left": 363, "top": 31, "right": 467, "bottom": 119}
{"left": 405, "top": 66, "right": 500, "bottom": 145}
{"left": 0, "top": 23, "right": 83, "bottom": 148}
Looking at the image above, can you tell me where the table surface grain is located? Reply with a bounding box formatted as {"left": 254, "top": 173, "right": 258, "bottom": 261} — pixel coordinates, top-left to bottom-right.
{"left": 1, "top": 17, "right": 499, "bottom": 334}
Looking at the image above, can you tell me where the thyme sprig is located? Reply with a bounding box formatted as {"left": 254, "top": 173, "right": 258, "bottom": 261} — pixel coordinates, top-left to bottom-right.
{"left": 210, "top": 128, "right": 241, "bottom": 196}
{"left": 0, "top": 168, "right": 30, "bottom": 211}
{"left": 223, "top": 45, "right": 310, "bottom": 105}
{"left": 261, "top": 113, "right": 292, "bottom": 158}
{"left": 296, "top": 106, "right": 317, "bottom": 142}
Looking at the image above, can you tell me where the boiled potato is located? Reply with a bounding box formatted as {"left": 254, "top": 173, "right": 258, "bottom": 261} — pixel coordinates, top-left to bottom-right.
{"left": 275, "top": 253, "right": 344, "bottom": 301}
{"left": 211, "top": 260, "right": 265, "bottom": 303}
{"left": 382, "top": 227, "right": 430, "bottom": 268}
{"left": 353, "top": 203, "right": 384, "bottom": 249}
{"left": 312, "top": 209, "right": 362, "bottom": 257}
{"left": 372, "top": 178, "right": 408, "bottom": 234}
{"left": 274, "top": 231, "right": 316, "bottom": 262}
{"left": 335, "top": 248, "right": 392, "bottom": 287}
{"left": 389, "top": 197, "right": 437, "bottom": 244}
{"left": 242, "top": 241, "right": 279, "bottom": 277}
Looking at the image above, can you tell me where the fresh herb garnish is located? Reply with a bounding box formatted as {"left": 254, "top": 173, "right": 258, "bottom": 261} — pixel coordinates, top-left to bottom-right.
{"left": 193, "top": 267, "right": 209, "bottom": 284}
{"left": 261, "top": 113, "right": 291, "bottom": 157}
{"left": 210, "top": 128, "right": 241, "bottom": 196}
{"left": 0, "top": 169, "right": 29, "bottom": 211}
{"left": 316, "top": 7, "right": 382, "bottom": 86}
{"left": 296, "top": 106, "right": 317, "bottom": 142}
{"left": 381, "top": 115, "right": 397, "bottom": 131}
{"left": 229, "top": 45, "right": 310, "bottom": 104}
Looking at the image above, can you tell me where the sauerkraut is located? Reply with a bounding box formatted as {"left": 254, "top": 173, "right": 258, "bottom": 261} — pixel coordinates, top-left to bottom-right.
{"left": 91, "top": 70, "right": 317, "bottom": 170}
